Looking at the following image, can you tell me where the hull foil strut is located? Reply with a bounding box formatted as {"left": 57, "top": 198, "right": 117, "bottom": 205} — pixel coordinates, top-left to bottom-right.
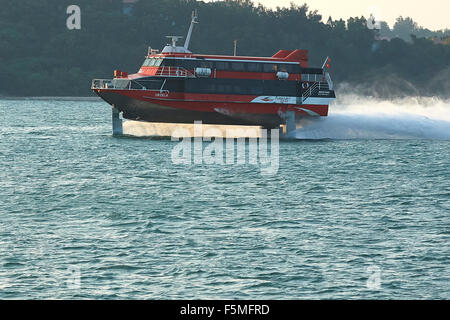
{"left": 112, "top": 106, "right": 123, "bottom": 136}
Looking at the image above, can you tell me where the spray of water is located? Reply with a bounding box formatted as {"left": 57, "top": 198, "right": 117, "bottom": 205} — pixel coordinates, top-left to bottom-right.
{"left": 294, "top": 95, "right": 450, "bottom": 140}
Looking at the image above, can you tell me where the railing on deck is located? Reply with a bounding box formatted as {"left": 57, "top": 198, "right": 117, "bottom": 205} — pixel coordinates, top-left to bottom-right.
{"left": 92, "top": 79, "right": 140, "bottom": 90}
{"left": 156, "top": 66, "right": 195, "bottom": 78}
{"left": 91, "top": 78, "right": 169, "bottom": 93}
{"left": 92, "top": 79, "right": 113, "bottom": 89}
{"left": 302, "top": 81, "right": 329, "bottom": 103}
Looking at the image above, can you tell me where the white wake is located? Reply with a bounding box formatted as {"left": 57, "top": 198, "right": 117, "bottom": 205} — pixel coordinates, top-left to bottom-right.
{"left": 122, "top": 95, "right": 450, "bottom": 140}
{"left": 293, "top": 95, "right": 450, "bottom": 140}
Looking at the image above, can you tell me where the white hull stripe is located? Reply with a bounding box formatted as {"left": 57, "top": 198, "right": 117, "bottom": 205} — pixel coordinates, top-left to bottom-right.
{"left": 251, "top": 96, "right": 334, "bottom": 105}
{"left": 251, "top": 96, "right": 297, "bottom": 104}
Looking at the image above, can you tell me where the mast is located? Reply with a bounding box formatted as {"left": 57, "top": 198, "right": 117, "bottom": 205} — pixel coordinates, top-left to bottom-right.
{"left": 183, "top": 10, "right": 198, "bottom": 50}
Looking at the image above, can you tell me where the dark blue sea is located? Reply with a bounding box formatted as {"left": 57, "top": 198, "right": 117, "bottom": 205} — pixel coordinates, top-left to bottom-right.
{"left": 0, "top": 97, "right": 449, "bottom": 299}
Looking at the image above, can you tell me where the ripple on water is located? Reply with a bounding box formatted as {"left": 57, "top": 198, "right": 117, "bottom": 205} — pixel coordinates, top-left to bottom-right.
{"left": 0, "top": 99, "right": 449, "bottom": 299}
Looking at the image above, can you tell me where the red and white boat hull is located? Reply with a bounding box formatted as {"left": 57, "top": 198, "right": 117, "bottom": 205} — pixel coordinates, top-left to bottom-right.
{"left": 94, "top": 88, "right": 330, "bottom": 128}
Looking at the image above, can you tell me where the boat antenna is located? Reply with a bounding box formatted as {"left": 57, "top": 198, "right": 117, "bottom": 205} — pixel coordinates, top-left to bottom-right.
{"left": 184, "top": 10, "right": 198, "bottom": 50}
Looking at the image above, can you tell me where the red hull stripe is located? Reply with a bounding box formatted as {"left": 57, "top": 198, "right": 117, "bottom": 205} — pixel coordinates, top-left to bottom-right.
{"left": 98, "top": 89, "right": 328, "bottom": 116}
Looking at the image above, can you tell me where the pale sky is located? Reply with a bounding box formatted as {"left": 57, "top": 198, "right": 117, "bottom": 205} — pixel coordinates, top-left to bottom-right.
{"left": 205, "top": 0, "right": 450, "bottom": 31}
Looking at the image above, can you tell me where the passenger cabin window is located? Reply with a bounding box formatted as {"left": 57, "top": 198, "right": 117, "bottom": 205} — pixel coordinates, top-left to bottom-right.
{"left": 263, "top": 63, "right": 276, "bottom": 72}
{"left": 247, "top": 63, "right": 262, "bottom": 72}
{"left": 184, "top": 78, "right": 296, "bottom": 96}
{"left": 259, "top": 63, "right": 299, "bottom": 73}
{"left": 199, "top": 61, "right": 213, "bottom": 68}
{"left": 231, "top": 62, "right": 245, "bottom": 71}
{"left": 215, "top": 61, "right": 230, "bottom": 70}
{"left": 278, "top": 64, "right": 289, "bottom": 72}
{"left": 285, "top": 64, "right": 300, "bottom": 73}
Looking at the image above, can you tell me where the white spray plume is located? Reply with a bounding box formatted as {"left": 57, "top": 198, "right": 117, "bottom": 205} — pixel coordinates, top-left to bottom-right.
{"left": 294, "top": 94, "right": 450, "bottom": 140}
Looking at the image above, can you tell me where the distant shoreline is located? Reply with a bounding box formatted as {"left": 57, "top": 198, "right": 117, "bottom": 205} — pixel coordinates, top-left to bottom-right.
{"left": 0, "top": 96, "right": 102, "bottom": 101}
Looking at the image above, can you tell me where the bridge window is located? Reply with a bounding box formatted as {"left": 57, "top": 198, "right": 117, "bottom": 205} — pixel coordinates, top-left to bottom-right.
{"left": 143, "top": 58, "right": 161, "bottom": 67}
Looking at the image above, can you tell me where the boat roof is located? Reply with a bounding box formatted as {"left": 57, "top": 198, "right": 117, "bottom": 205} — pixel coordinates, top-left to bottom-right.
{"left": 149, "top": 49, "right": 308, "bottom": 66}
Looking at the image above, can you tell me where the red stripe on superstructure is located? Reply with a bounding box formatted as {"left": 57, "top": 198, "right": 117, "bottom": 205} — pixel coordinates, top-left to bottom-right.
{"left": 136, "top": 67, "right": 301, "bottom": 80}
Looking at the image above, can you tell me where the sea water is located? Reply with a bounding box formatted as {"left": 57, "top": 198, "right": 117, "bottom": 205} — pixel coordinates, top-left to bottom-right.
{"left": 0, "top": 97, "right": 449, "bottom": 299}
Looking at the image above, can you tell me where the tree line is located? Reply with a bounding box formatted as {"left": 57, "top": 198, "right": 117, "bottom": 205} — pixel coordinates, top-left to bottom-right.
{"left": 0, "top": 0, "right": 448, "bottom": 97}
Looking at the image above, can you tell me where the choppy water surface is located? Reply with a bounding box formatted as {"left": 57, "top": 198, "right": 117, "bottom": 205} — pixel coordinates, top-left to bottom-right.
{"left": 0, "top": 98, "right": 449, "bottom": 299}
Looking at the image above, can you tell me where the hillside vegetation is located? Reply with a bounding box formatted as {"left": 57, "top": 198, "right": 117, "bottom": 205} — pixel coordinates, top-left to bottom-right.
{"left": 0, "top": 0, "right": 449, "bottom": 97}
